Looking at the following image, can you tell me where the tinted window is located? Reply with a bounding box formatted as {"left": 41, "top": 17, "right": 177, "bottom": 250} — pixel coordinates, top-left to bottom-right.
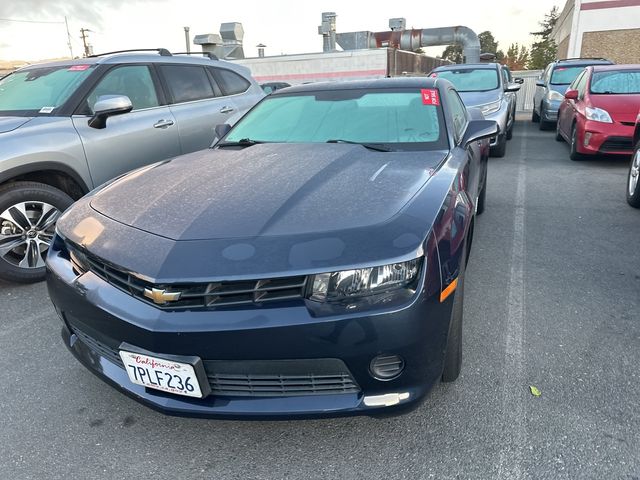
{"left": 0, "top": 65, "right": 94, "bottom": 114}
{"left": 590, "top": 70, "right": 640, "bottom": 94}
{"left": 225, "top": 89, "right": 447, "bottom": 150}
{"left": 435, "top": 68, "right": 499, "bottom": 92}
{"left": 551, "top": 66, "right": 587, "bottom": 85}
{"left": 161, "top": 65, "right": 214, "bottom": 103}
{"left": 216, "top": 69, "right": 250, "bottom": 95}
{"left": 445, "top": 88, "right": 468, "bottom": 143}
{"left": 87, "top": 65, "right": 159, "bottom": 112}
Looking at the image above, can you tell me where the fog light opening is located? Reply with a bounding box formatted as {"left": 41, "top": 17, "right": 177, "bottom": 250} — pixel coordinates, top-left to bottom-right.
{"left": 370, "top": 354, "right": 405, "bottom": 381}
{"left": 584, "top": 132, "right": 592, "bottom": 147}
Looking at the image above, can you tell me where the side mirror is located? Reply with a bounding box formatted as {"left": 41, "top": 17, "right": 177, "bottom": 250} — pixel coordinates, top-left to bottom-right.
{"left": 564, "top": 89, "right": 579, "bottom": 100}
{"left": 514, "top": 77, "right": 525, "bottom": 84}
{"left": 505, "top": 83, "right": 521, "bottom": 93}
{"left": 88, "top": 95, "right": 133, "bottom": 129}
{"left": 461, "top": 119, "right": 499, "bottom": 146}
{"left": 214, "top": 123, "right": 232, "bottom": 141}
{"left": 535, "top": 79, "right": 545, "bottom": 87}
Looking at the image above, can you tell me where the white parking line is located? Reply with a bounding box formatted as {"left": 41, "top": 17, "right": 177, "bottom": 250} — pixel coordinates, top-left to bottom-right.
{"left": 497, "top": 125, "right": 528, "bottom": 479}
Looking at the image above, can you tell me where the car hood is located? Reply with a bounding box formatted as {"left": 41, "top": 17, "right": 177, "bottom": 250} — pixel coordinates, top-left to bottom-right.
{"left": 90, "top": 143, "right": 448, "bottom": 241}
{"left": 0, "top": 116, "right": 33, "bottom": 133}
{"left": 590, "top": 94, "right": 640, "bottom": 120}
{"left": 458, "top": 90, "right": 501, "bottom": 107}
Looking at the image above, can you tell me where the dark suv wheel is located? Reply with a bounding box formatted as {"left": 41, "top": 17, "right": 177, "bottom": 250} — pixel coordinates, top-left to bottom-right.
{"left": 0, "top": 182, "right": 73, "bottom": 283}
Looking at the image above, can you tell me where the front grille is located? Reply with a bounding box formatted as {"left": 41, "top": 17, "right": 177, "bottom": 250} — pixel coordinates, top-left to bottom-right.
{"left": 80, "top": 249, "right": 307, "bottom": 310}
{"left": 69, "top": 326, "right": 360, "bottom": 398}
{"left": 600, "top": 136, "right": 634, "bottom": 153}
{"left": 204, "top": 359, "right": 360, "bottom": 397}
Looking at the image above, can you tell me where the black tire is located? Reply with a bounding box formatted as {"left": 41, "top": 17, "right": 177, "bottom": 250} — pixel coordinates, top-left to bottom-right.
{"left": 506, "top": 117, "right": 514, "bottom": 140}
{"left": 538, "top": 104, "right": 553, "bottom": 130}
{"left": 555, "top": 121, "right": 564, "bottom": 142}
{"left": 476, "top": 165, "right": 487, "bottom": 215}
{"left": 490, "top": 135, "right": 507, "bottom": 158}
{"left": 569, "top": 124, "right": 585, "bottom": 161}
{"left": 627, "top": 146, "right": 640, "bottom": 208}
{"left": 442, "top": 267, "right": 465, "bottom": 383}
{"left": 531, "top": 108, "right": 540, "bottom": 123}
{"left": 0, "top": 182, "right": 73, "bottom": 283}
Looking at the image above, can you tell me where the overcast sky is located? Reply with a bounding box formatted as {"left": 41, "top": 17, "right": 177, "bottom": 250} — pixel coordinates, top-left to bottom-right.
{"left": 0, "top": 0, "right": 561, "bottom": 61}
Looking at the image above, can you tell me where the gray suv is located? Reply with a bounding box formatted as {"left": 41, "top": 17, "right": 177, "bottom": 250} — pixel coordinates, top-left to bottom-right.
{"left": 0, "top": 49, "right": 264, "bottom": 282}
{"left": 431, "top": 63, "right": 520, "bottom": 157}
{"left": 532, "top": 57, "right": 613, "bottom": 130}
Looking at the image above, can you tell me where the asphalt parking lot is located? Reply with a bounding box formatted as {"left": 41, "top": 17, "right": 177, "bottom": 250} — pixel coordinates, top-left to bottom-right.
{"left": 1, "top": 116, "right": 639, "bottom": 480}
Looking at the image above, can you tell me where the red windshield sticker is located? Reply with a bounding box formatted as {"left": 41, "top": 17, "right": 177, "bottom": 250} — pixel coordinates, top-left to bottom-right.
{"left": 421, "top": 89, "right": 440, "bottom": 106}
{"left": 68, "top": 65, "right": 90, "bottom": 71}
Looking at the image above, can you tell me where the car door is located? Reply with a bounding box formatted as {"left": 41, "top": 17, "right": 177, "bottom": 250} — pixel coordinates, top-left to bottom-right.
{"left": 534, "top": 65, "right": 551, "bottom": 114}
{"left": 158, "top": 64, "right": 239, "bottom": 154}
{"left": 560, "top": 70, "right": 588, "bottom": 137}
{"left": 446, "top": 87, "right": 482, "bottom": 203}
{"left": 72, "top": 64, "right": 181, "bottom": 187}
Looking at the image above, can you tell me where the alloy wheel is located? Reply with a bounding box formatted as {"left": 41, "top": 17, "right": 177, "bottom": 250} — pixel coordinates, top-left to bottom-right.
{"left": 0, "top": 201, "right": 60, "bottom": 269}
{"left": 629, "top": 150, "right": 640, "bottom": 197}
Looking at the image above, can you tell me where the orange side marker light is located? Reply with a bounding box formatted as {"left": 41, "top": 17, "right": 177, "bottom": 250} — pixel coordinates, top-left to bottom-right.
{"left": 439, "top": 278, "right": 458, "bottom": 303}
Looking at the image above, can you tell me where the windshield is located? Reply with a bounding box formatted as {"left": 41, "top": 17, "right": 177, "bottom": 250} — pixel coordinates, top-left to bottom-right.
{"left": 0, "top": 64, "right": 94, "bottom": 115}
{"left": 434, "top": 69, "right": 499, "bottom": 92}
{"left": 550, "top": 66, "right": 586, "bottom": 85}
{"left": 224, "top": 89, "right": 448, "bottom": 151}
{"left": 590, "top": 70, "right": 640, "bottom": 94}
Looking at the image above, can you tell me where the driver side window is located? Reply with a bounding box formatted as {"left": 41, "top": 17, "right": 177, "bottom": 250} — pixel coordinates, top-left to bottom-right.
{"left": 86, "top": 65, "right": 159, "bottom": 113}
{"left": 446, "top": 89, "right": 468, "bottom": 144}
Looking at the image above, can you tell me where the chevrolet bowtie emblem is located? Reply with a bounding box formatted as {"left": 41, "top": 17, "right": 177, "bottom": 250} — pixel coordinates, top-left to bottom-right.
{"left": 143, "top": 287, "right": 182, "bottom": 305}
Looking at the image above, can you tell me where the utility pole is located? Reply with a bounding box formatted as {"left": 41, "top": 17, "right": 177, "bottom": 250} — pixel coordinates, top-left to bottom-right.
{"left": 80, "top": 28, "right": 92, "bottom": 57}
{"left": 65, "top": 16, "right": 73, "bottom": 58}
{"left": 184, "top": 26, "right": 190, "bottom": 53}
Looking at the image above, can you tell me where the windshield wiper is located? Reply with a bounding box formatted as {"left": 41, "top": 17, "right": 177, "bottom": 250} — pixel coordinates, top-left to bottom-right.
{"left": 216, "top": 138, "right": 263, "bottom": 148}
{"left": 326, "top": 139, "right": 392, "bottom": 152}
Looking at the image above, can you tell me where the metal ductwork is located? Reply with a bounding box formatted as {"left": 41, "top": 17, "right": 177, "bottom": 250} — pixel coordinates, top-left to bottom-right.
{"left": 369, "top": 26, "right": 480, "bottom": 63}
{"left": 329, "top": 13, "right": 481, "bottom": 64}
{"left": 194, "top": 22, "right": 245, "bottom": 60}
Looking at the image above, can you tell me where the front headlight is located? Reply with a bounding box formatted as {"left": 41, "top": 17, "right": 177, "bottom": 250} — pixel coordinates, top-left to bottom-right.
{"left": 480, "top": 100, "right": 501, "bottom": 116}
{"left": 547, "top": 90, "right": 565, "bottom": 102}
{"left": 308, "top": 258, "right": 422, "bottom": 303}
{"left": 585, "top": 106, "right": 613, "bottom": 123}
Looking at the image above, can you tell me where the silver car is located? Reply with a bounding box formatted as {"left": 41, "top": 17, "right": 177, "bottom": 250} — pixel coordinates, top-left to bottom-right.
{"left": 0, "top": 49, "right": 264, "bottom": 282}
{"left": 430, "top": 63, "right": 520, "bottom": 157}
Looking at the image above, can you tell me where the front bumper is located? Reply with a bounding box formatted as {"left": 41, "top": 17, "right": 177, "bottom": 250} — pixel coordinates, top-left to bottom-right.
{"left": 482, "top": 102, "right": 509, "bottom": 146}
{"left": 576, "top": 120, "right": 635, "bottom": 156}
{"left": 541, "top": 99, "right": 561, "bottom": 122}
{"left": 46, "top": 245, "right": 453, "bottom": 419}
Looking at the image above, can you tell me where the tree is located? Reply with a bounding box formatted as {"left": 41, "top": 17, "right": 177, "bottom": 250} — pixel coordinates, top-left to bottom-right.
{"left": 441, "top": 44, "right": 463, "bottom": 63}
{"left": 504, "top": 43, "right": 530, "bottom": 70}
{"left": 441, "top": 30, "right": 501, "bottom": 63}
{"left": 528, "top": 7, "right": 559, "bottom": 69}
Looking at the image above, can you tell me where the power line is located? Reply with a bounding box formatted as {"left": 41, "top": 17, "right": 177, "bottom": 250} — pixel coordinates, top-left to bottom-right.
{"left": 0, "top": 17, "right": 65, "bottom": 24}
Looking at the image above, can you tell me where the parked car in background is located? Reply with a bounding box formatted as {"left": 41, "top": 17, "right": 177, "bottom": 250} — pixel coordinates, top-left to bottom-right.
{"left": 0, "top": 49, "right": 264, "bottom": 283}
{"left": 556, "top": 64, "right": 640, "bottom": 161}
{"left": 627, "top": 112, "right": 640, "bottom": 208}
{"left": 261, "top": 81, "right": 291, "bottom": 94}
{"left": 500, "top": 65, "right": 523, "bottom": 134}
{"left": 532, "top": 57, "right": 614, "bottom": 130}
{"left": 430, "top": 63, "right": 520, "bottom": 157}
{"left": 47, "top": 77, "right": 498, "bottom": 419}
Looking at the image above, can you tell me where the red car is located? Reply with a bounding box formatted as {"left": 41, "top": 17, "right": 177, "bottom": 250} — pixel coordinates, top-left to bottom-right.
{"left": 556, "top": 64, "right": 640, "bottom": 160}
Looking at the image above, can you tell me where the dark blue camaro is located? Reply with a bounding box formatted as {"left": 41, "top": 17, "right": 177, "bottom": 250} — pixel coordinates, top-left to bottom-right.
{"left": 46, "top": 78, "right": 497, "bottom": 418}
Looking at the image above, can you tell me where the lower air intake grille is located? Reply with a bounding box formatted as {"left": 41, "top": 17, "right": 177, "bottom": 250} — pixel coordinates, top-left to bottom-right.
{"left": 600, "top": 136, "right": 633, "bottom": 153}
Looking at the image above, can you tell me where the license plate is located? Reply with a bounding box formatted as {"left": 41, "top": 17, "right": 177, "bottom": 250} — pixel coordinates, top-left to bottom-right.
{"left": 119, "top": 350, "right": 204, "bottom": 398}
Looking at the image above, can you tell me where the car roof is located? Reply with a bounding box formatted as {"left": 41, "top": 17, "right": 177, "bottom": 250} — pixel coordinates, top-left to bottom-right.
{"left": 432, "top": 63, "right": 499, "bottom": 71}
{"left": 270, "top": 77, "right": 444, "bottom": 94}
{"left": 591, "top": 64, "right": 640, "bottom": 72}
{"left": 554, "top": 58, "right": 613, "bottom": 67}
{"left": 16, "top": 50, "right": 246, "bottom": 74}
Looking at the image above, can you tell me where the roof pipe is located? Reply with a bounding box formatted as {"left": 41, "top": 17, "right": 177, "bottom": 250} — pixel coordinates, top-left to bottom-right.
{"left": 369, "top": 26, "right": 480, "bottom": 63}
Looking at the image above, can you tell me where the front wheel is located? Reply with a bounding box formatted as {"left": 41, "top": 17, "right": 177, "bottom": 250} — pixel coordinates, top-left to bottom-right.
{"left": 506, "top": 117, "right": 514, "bottom": 140}
{"left": 0, "top": 182, "right": 73, "bottom": 283}
{"left": 555, "top": 121, "right": 564, "bottom": 142}
{"left": 476, "top": 165, "right": 487, "bottom": 215}
{"left": 627, "top": 146, "right": 640, "bottom": 208}
{"left": 531, "top": 108, "right": 540, "bottom": 123}
{"left": 490, "top": 135, "right": 507, "bottom": 158}
{"left": 569, "top": 124, "right": 585, "bottom": 161}
{"left": 442, "top": 268, "right": 465, "bottom": 382}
